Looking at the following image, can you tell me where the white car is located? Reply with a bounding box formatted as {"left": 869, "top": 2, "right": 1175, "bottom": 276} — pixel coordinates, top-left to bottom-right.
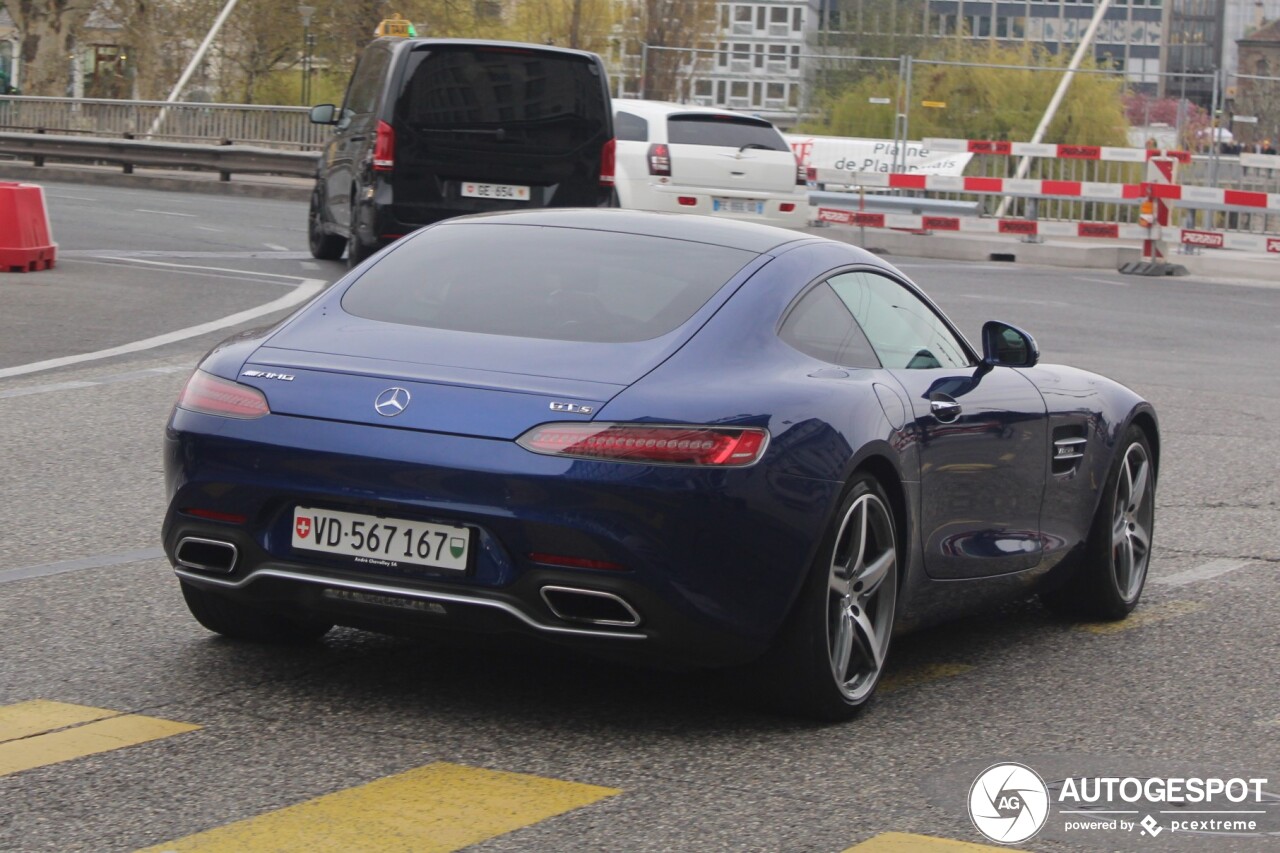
{"left": 612, "top": 99, "right": 809, "bottom": 228}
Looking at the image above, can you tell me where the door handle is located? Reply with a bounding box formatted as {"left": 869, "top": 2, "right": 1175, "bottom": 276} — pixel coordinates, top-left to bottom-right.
{"left": 930, "top": 399, "right": 962, "bottom": 422}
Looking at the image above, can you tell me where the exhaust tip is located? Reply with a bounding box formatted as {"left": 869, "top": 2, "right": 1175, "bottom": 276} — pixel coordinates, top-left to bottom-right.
{"left": 175, "top": 537, "right": 238, "bottom": 574}
{"left": 540, "top": 586, "right": 641, "bottom": 628}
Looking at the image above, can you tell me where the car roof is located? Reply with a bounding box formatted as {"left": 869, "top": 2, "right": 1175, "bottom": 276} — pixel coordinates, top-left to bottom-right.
{"left": 431, "top": 208, "right": 815, "bottom": 254}
{"left": 612, "top": 98, "right": 776, "bottom": 124}
{"left": 386, "top": 38, "right": 605, "bottom": 63}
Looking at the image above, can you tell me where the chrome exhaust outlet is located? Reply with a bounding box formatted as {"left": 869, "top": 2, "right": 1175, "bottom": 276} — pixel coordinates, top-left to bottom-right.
{"left": 540, "top": 586, "right": 641, "bottom": 628}
{"left": 175, "top": 537, "right": 238, "bottom": 574}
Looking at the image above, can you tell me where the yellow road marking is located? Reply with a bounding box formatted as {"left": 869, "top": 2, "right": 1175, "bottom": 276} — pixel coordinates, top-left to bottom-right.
{"left": 138, "top": 762, "right": 620, "bottom": 853}
{"left": 880, "top": 664, "right": 974, "bottom": 694}
{"left": 1077, "top": 599, "right": 1205, "bottom": 635}
{"left": 0, "top": 699, "right": 121, "bottom": 742}
{"left": 0, "top": 704, "right": 200, "bottom": 777}
{"left": 844, "top": 831, "right": 1028, "bottom": 852}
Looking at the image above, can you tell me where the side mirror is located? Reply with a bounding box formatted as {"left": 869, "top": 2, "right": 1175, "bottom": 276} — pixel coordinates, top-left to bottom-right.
{"left": 981, "top": 320, "right": 1039, "bottom": 368}
{"left": 309, "top": 103, "right": 338, "bottom": 125}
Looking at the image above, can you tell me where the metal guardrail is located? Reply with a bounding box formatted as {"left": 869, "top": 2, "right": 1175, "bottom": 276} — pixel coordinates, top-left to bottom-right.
{"left": 0, "top": 131, "right": 319, "bottom": 181}
{"left": 0, "top": 95, "right": 324, "bottom": 149}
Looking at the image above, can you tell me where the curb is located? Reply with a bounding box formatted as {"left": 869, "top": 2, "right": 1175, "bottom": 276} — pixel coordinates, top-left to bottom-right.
{"left": 0, "top": 162, "right": 312, "bottom": 203}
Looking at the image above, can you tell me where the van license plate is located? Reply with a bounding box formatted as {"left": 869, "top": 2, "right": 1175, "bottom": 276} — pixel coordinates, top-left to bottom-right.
{"left": 713, "top": 198, "right": 764, "bottom": 214}
{"left": 461, "top": 182, "right": 530, "bottom": 201}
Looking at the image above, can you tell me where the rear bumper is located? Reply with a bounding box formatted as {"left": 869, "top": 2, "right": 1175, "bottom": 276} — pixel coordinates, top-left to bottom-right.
{"left": 618, "top": 181, "right": 808, "bottom": 228}
{"left": 163, "top": 409, "right": 840, "bottom": 667}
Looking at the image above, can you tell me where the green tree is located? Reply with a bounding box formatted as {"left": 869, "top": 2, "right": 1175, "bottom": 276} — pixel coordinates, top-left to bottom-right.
{"left": 802, "top": 41, "right": 1129, "bottom": 148}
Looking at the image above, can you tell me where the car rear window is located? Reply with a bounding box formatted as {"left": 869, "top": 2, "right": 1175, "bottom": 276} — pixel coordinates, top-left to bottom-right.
{"left": 667, "top": 115, "right": 789, "bottom": 151}
{"left": 394, "top": 46, "right": 609, "bottom": 155}
{"left": 615, "top": 110, "right": 649, "bottom": 141}
{"left": 341, "top": 223, "right": 757, "bottom": 343}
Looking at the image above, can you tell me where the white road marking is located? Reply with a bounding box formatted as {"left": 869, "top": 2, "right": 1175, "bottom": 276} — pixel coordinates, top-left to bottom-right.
{"left": 47, "top": 193, "right": 96, "bottom": 201}
{"left": 0, "top": 366, "right": 188, "bottom": 399}
{"left": 134, "top": 209, "right": 197, "bottom": 217}
{"left": 264, "top": 243, "right": 290, "bottom": 251}
{"left": 0, "top": 262, "right": 326, "bottom": 379}
{"left": 194, "top": 225, "right": 226, "bottom": 232}
{"left": 0, "top": 548, "right": 166, "bottom": 584}
{"left": 1074, "top": 276, "right": 1130, "bottom": 286}
{"left": 1151, "top": 558, "right": 1256, "bottom": 587}
{"left": 959, "top": 294, "right": 1070, "bottom": 307}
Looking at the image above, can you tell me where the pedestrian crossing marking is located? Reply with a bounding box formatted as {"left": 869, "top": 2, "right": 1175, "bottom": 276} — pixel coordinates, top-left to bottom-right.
{"left": 0, "top": 699, "right": 121, "bottom": 741}
{"left": 1077, "top": 599, "right": 1205, "bottom": 634}
{"left": 844, "top": 831, "right": 1027, "bottom": 851}
{"left": 0, "top": 700, "right": 200, "bottom": 777}
{"left": 137, "top": 761, "right": 620, "bottom": 853}
{"left": 880, "top": 663, "right": 974, "bottom": 694}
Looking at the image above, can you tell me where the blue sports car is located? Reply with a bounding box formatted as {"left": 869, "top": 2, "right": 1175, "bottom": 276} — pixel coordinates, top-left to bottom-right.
{"left": 163, "top": 209, "right": 1158, "bottom": 719}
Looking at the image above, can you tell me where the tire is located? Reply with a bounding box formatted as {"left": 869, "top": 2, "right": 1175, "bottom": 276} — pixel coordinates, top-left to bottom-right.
{"left": 760, "top": 474, "right": 899, "bottom": 720}
{"left": 307, "top": 187, "right": 346, "bottom": 261}
{"left": 346, "top": 234, "right": 374, "bottom": 268}
{"left": 180, "top": 580, "right": 332, "bottom": 644}
{"left": 1041, "top": 425, "right": 1156, "bottom": 621}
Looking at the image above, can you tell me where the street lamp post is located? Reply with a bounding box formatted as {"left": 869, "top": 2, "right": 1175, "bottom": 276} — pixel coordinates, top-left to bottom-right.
{"left": 298, "top": 4, "right": 316, "bottom": 106}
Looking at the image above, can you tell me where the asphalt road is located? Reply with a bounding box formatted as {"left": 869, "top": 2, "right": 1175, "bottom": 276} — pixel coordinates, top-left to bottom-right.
{"left": 0, "top": 182, "right": 1278, "bottom": 853}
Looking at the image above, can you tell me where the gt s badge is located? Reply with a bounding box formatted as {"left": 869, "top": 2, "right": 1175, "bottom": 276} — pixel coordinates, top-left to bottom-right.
{"left": 550, "top": 402, "right": 594, "bottom": 414}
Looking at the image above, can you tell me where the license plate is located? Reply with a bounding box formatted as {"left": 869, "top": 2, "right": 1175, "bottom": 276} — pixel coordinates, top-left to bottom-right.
{"left": 461, "top": 181, "right": 530, "bottom": 201}
{"left": 292, "top": 506, "right": 470, "bottom": 573}
{"left": 713, "top": 197, "right": 765, "bottom": 214}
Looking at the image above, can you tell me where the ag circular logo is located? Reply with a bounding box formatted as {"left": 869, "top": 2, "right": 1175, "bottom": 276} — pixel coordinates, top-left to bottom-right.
{"left": 968, "top": 762, "right": 1050, "bottom": 844}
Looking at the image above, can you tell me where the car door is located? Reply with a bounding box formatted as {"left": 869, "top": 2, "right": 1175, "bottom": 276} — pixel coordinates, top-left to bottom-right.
{"left": 827, "top": 270, "right": 1048, "bottom": 579}
{"left": 325, "top": 45, "right": 391, "bottom": 234}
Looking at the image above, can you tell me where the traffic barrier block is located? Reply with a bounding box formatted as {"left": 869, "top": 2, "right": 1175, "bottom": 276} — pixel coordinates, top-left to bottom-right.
{"left": 0, "top": 182, "right": 57, "bottom": 273}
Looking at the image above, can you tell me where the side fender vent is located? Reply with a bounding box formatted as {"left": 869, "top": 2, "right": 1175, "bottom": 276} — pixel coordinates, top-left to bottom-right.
{"left": 1052, "top": 425, "right": 1087, "bottom": 476}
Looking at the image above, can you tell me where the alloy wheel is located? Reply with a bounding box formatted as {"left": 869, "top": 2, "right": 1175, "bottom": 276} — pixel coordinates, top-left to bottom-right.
{"left": 826, "top": 491, "right": 897, "bottom": 703}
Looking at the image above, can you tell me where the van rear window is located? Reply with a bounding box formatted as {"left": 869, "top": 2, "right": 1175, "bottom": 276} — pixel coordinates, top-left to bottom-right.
{"left": 667, "top": 115, "right": 789, "bottom": 151}
{"left": 341, "top": 223, "right": 756, "bottom": 343}
{"left": 395, "top": 47, "right": 608, "bottom": 154}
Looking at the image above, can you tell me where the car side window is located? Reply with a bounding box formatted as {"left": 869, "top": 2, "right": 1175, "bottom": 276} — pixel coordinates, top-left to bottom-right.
{"left": 779, "top": 282, "right": 880, "bottom": 368}
{"left": 342, "top": 49, "right": 391, "bottom": 120}
{"left": 827, "top": 271, "right": 971, "bottom": 369}
{"left": 615, "top": 111, "right": 649, "bottom": 142}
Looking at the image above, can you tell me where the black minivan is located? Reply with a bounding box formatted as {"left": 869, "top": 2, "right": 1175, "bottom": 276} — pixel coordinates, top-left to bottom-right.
{"left": 307, "top": 38, "right": 616, "bottom": 264}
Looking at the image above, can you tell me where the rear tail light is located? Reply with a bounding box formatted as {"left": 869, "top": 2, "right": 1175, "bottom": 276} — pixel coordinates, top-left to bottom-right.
{"left": 780, "top": 203, "right": 796, "bottom": 212}
{"left": 677, "top": 196, "right": 697, "bottom": 206}
{"left": 373, "top": 120, "right": 395, "bottom": 171}
{"left": 528, "top": 552, "right": 627, "bottom": 572}
{"left": 517, "top": 423, "right": 769, "bottom": 467}
{"left": 599, "top": 137, "right": 616, "bottom": 186}
{"left": 183, "top": 508, "right": 248, "bottom": 524}
{"left": 795, "top": 155, "right": 807, "bottom": 185}
{"left": 647, "top": 143, "right": 671, "bottom": 177}
{"left": 177, "top": 370, "right": 270, "bottom": 419}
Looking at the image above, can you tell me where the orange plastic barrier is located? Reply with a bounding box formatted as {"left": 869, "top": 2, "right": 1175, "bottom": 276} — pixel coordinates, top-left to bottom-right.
{"left": 0, "top": 182, "right": 57, "bottom": 272}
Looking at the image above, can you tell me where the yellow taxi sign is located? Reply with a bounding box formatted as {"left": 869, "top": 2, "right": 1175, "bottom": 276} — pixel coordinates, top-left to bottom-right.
{"left": 376, "top": 14, "right": 414, "bottom": 38}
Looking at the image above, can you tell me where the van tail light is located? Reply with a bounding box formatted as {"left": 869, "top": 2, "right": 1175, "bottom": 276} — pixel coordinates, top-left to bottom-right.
{"left": 647, "top": 143, "right": 671, "bottom": 177}
{"left": 599, "top": 137, "right": 616, "bottom": 186}
{"left": 177, "top": 370, "right": 270, "bottom": 419}
{"left": 780, "top": 203, "right": 796, "bottom": 212}
{"left": 373, "top": 120, "right": 395, "bottom": 171}
{"left": 795, "top": 154, "right": 807, "bottom": 185}
{"left": 517, "top": 423, "right": 768, "bottom": 467}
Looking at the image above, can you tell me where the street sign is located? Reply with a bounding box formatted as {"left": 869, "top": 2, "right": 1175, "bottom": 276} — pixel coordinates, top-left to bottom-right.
{"left": 868, "top": 97, "right": 892, "bottom": 105}
{"left": 1233, "top": 115, "right": 1259, "bottom": 124}
{"left": 922, "top": 100, "right": 946, "bottom": 109}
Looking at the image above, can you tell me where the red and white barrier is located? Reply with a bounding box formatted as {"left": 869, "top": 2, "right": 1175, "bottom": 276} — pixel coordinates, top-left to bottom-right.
{"left": 810, "top": 169, "right": 1145, "bottom": 201}
{"left": 814, "top": 207, "right": 1148, "bottom": 240}
{"left": 923, "top": 137, "right": 1192, "bottom": 164}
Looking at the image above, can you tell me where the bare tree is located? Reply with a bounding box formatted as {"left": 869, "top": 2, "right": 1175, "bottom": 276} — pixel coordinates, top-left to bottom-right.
{"left": 623, "top": 0, "right": 716, "bottom": 102}
{"left": 2, "top": 0, "right": 95, "bottom": 95}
